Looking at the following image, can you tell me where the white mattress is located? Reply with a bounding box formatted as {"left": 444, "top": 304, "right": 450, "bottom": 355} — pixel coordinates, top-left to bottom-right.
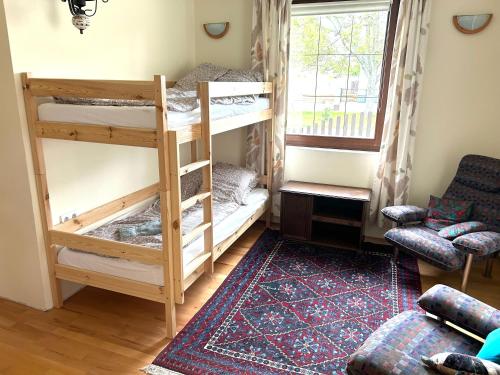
{"left": 58, "top": 188, "right": 268, "bottom": 285}
{"left": 38, "top": 98, "right": 270, "bottom": 129}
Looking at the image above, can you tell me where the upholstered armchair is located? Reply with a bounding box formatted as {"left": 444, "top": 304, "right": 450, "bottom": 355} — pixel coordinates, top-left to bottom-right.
{"left": 347, "top": 284, "right": 500, "bottom": 375}
{"left": 382, "top": 155, "right": 500, "bottom": 291}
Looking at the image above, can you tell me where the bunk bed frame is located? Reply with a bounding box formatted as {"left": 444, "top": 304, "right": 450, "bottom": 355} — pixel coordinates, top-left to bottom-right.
{"left": 21, "top": 73, "right": 275, "bottom": 338}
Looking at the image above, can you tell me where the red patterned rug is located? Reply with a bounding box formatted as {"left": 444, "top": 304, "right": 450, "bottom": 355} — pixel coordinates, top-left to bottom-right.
{"left": 146, "top": 230, "right": 421, "bottom": 375}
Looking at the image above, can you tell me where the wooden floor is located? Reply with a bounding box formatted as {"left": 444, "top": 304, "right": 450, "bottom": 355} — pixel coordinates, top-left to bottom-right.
{"left": 0, "top": 222, "right": 498, "bottom": 374}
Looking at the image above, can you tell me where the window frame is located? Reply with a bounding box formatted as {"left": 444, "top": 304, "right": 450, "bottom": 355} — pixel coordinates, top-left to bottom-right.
{"left": 286, "top": 0, "right": 400, "bottom": 152}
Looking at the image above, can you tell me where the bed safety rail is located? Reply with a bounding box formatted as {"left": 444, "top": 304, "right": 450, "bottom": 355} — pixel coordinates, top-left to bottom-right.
{"left": 35, "top": 121, "right": 159, "bottom": 148}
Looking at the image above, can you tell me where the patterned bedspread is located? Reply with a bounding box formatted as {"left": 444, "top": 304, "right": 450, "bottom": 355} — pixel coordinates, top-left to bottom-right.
{"left": 84, "top": 198, "right": 239, "bottom": 250}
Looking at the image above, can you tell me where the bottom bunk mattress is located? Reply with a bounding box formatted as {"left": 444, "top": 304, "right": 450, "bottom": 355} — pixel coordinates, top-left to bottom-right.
{"left": 57, "top": 188, "right": 269, "bottom": 285}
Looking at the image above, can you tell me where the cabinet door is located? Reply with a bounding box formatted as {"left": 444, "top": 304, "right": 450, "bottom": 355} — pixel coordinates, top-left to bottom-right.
{"left": 281, "top": 193, "right": 313, "bottom": 240}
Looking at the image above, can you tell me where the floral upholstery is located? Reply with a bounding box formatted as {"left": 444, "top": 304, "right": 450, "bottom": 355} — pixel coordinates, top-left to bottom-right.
{"left": 418, "top": 284, "right": 500, "bottom": 339}
{"left": 383, "top": 155, "right": 499, "bottom": 271}
{"left": 347, "top": 311, "right": 482, "bottom": 375}
{"left": 347, "top": 285, "right": 498, "bottom": 375}
{"left": 452, "top": 231, "right": 500, "bottom": 257}
{"left": 438, "top": 221, "right": 489, "bottom": 240}
{"left": 381, "top": 205, "right": 428, "bottom": 224}
{"left": 385, "top": 226, "right": 465, "bottom": 271}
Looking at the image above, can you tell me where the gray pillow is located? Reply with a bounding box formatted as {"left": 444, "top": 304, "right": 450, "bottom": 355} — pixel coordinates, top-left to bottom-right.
{"left": 216, "top": 69, "right": 263, "bottom": 83}
{"left": 174, "top": 63, "right": 228, "bottom": 91}
{"left": 214, "top": 69, "right": 264, "bottom": 105}
{"left": 181, "top": 169, "right": 202, "bottom": 202}
{"left": 212, "top": 163, "right": 258, "bottom": 205}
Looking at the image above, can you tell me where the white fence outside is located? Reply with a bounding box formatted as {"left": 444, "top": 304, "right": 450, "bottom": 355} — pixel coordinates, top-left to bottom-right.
{"left": 287, "top": 112, "right": 377, "bottom": 138}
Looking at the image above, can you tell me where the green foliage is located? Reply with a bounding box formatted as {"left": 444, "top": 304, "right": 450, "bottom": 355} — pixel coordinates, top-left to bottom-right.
{"left": 291, "top": 12, "right": 387, "bottom": 93}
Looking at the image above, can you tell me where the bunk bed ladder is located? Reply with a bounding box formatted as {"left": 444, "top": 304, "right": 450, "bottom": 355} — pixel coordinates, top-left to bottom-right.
{"left": 168, "top": 81, "right": 214, "bottom": 305}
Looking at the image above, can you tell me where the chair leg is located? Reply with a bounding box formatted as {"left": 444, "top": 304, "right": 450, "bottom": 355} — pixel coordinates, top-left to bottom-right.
{"left": 461, "top": 254, "right": 474, "bottom": 292}
{"left": 484, "top": 253, "right": 497, "bottom": 278}
{"left": 393, "top": 247, "right": 399, "bottom": 261}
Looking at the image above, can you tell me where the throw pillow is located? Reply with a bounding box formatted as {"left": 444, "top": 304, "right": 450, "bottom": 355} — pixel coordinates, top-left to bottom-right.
{"left": 438, "top": 221, "right": 488, "bottom": 240}
{"left": 478, "top": 328, "right": 500, "bottom": 365}
{"left": 423, "top": 195, "right": 473, "bottom": 231}
{"left": 421, "top": 352, "right": 500, "bottom": 375}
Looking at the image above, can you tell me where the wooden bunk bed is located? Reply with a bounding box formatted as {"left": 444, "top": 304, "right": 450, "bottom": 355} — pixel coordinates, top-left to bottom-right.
{"left": 21, "top": 73, "right": 275, "bottom": 338}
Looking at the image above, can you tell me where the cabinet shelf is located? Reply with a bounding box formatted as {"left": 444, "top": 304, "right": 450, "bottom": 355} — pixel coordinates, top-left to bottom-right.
{"left": 311, "top": 213, "right": 362, "bottom": 228}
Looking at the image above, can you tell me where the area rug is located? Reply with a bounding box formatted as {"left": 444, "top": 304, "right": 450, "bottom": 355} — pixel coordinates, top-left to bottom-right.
{"left": 145, "top": 230, "right": 421, "bottom": 375}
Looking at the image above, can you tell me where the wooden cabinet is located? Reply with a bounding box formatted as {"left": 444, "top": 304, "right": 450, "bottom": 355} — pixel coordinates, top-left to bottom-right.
{"left": 280, "top": 181, "right": 371, "bottom": 251}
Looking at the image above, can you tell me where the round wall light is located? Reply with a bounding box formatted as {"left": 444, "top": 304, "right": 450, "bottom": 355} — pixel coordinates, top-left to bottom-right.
{"left": 453, "top": 14, "right": 493, "bottom": 34}
{"left": 203, "top": 22, "right": 230, "bottom": 39}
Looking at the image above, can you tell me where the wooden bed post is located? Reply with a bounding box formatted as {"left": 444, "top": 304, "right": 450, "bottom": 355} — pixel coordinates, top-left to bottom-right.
{"left": 21, "top": 72, "right": 63, "bottom": 308}
{"left": 265, "top": 80, "right": 276, "bottom": 228}
{"left": 168, "top": 131, "right": 185, "bottom": 304}
{"left": 154, "top": 75, "right": 176, "bottom": 338}
{"left": 198, "top": 82, "right": 215, "bottom": 275}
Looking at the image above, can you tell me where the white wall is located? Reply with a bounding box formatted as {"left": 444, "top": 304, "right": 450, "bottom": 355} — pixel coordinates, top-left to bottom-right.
{"left": 0, "top": 0, "right": 196, "bottom": 309}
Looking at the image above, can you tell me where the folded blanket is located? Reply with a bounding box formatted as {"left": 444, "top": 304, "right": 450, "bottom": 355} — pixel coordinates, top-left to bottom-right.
{"left": 117, "top": 220, "right": 162, "bottom": 241}
{"left": 54, "top": 63, "right": 264, "bottom": 112}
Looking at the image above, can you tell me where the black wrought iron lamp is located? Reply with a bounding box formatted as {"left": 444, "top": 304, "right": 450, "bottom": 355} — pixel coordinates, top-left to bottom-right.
{"left": 61, "top": 0, "right": 109, "bottom": 34}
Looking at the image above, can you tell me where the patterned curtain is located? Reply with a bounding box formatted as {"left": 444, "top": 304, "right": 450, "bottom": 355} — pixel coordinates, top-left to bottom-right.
{"left": 247, "top": 0, "right": 292, "bottom": 220}
{"left": 370, "top": 0, "right": 432, "bottom": 227}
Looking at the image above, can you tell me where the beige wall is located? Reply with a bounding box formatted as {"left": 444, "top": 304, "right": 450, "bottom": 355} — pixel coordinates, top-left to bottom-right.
{"left": 193, "top": 0, "right": 253, "bottom": 166}
{"left": 410, "top": 0, "right": 500, "bottom": 207}
{"left": 0, "top": 0, "right": 196, "bottom": 308}
{"left": 194, "top": 0, "right": 252, "bottom": 70}
{"left": 0, "top": 1, "right": 52, "bottom": 309}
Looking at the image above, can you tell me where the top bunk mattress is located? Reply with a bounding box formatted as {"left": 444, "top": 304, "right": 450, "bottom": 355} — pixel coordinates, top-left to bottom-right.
{"left": 38, "top": 98, "right": 270, "bottom": 130}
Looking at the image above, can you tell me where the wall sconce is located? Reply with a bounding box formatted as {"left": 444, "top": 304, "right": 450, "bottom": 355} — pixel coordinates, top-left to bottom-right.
{"left": 61, "top": 0, "right": 109, "bottom": 34}
{"left": 453, "top": 14, "right": 493, "bottom": 34}
{"left": 203, "top": 22, "right": 230, "bottom": 39}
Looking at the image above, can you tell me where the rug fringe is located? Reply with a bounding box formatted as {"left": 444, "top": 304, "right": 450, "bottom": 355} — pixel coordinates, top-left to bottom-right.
{"left": 141, "top": 364, "right": 184, "bottom": 375}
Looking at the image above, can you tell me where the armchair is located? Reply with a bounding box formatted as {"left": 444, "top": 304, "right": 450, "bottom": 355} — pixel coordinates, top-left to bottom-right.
{"left": 382, "top": 155, "right": 500, "bottom": 291}
{"left": 347, "top": 284, "right": 500, "bottom": 375}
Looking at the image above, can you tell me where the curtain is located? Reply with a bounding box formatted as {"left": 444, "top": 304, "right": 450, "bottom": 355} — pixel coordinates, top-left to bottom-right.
{"left": 370, "top": 0, "right": 432, "bottom": 227}
{"left": 247, "top": 0, "right": 292, "bottom": 220}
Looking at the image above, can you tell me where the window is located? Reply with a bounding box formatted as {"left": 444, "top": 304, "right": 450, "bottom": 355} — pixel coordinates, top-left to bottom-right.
{"left": 286, "top": 0, "right": 399, "bottom": 151}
